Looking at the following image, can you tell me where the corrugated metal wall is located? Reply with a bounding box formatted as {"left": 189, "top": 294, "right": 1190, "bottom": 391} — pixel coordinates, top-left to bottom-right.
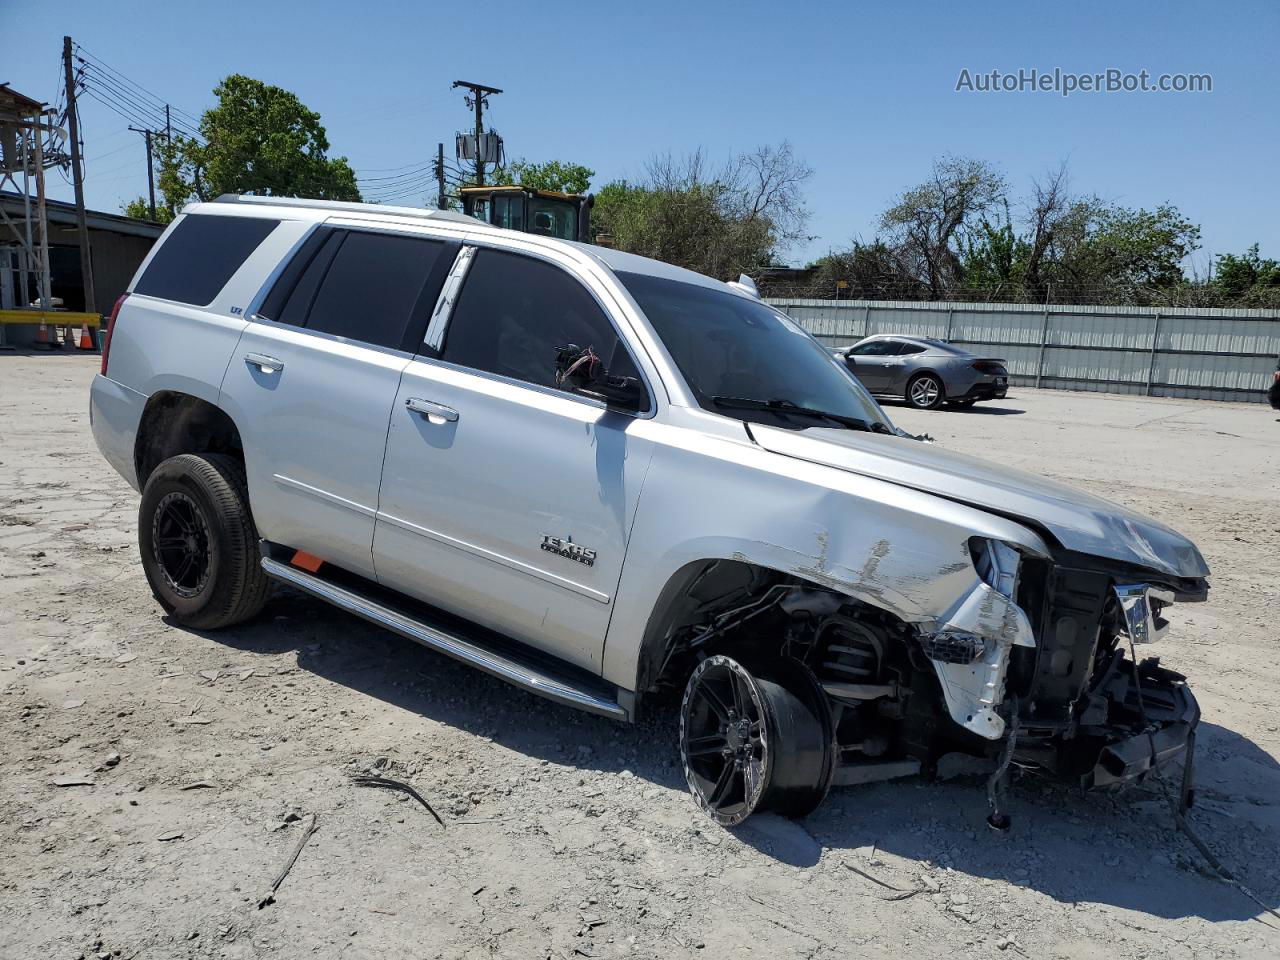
{"left": 768, "top": 298, "right": 1280, "bottom": 403}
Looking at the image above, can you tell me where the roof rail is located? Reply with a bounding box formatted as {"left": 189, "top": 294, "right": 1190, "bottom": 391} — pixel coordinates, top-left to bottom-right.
{"left": 211, "top": 194, "right": 477, "bottom": 226}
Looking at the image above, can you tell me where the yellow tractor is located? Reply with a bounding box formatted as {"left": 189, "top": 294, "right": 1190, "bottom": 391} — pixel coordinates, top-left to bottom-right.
{"left": 459, "top": 185, "right": 594, "bottom": 243}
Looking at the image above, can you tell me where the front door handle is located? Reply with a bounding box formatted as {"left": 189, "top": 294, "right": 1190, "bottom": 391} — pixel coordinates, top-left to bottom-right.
{"left": 406, "top": 397, "right": 459, "bottom": 422}
{"left": 244, "top": 352, "right": 284, "bottom": 373}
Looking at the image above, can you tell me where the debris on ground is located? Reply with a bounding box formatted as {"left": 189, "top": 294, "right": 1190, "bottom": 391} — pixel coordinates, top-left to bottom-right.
{"left": 351, "top": 774, "right": 445, "bottom": 827}
{"left": 258, "top": 813, "right": 319, "bottom": 909}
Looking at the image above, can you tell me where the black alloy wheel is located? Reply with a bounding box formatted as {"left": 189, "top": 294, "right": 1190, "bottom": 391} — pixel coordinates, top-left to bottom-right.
{"left": 679, "top": 655, "right": 835, "bottom": 826}
{"left": 138, "top": 453, "right": 270, "bottom": 629}
{"left": 151, "top": 490, "right": 213, "bottom": 598}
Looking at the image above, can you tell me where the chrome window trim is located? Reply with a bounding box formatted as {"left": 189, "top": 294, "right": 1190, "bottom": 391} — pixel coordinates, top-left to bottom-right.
{"left": 427, "top": 239, "right": 657, "bottom": 417}
{"left": 423, "top": 244, "right": 477, "bottom": 355}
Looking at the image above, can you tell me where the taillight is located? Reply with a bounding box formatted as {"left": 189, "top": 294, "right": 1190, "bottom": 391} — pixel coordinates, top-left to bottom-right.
{"left": 972, "top": 360, "right": 1006, "bottom": 374}
{"left": 100, "top": 293, "right": 128, "bottom": 376}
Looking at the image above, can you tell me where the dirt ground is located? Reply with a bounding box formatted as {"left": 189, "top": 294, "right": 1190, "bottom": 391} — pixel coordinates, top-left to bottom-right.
{"left": 2, "top": 353, "right": 1278, "bottom": 960}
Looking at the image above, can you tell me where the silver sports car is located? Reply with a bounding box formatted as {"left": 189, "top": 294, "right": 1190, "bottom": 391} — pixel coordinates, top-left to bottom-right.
{"left": 834, "top": 335, "right": 1009, "bottom": 410}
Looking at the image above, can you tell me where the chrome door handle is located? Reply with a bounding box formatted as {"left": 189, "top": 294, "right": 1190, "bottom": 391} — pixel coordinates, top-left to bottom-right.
{"left": 405, "top": 397, "right": 459, "bottom": 422}
{"left": 244, "top": 352, "right": 284, "bottom": 373}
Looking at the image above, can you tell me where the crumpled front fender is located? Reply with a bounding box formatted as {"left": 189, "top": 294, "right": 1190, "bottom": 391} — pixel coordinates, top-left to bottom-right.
{"left": 923, "top": 582, "right": 1037, "bottom": 739}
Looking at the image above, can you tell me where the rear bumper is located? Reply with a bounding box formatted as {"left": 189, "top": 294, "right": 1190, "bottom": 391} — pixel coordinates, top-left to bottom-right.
{"left": 959, "top": 379, "right": 1008, "bottom": 401}
{"left": 1268, "top": 377, "right": 1280, "bottom": 410}
{"left": 90, "top": 374, "right": 146, "bottom": 491}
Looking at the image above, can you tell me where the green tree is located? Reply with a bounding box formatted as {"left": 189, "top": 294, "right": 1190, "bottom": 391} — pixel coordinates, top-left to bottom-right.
{"left": 121, "top": 197, "right": 175, "bottom": 224}
{"left": 1065, "top": 203, "right": 1200, "bottom": 290}
{"left": 1215, "top": 244, "right": 1280, "bottom": 296}
{"left": 135, "top": 74, "right": 359, "bottom": 217}
{"left": 491, "top": 158, "right": 594, "bottom": 194}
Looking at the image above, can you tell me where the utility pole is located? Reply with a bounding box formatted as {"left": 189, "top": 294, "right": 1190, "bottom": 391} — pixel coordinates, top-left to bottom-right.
{"left": 62, "top": 35, "right": 96, "bottom": 313}
{"left": 32, "top": 107, "right": 52, "bottom": 310}
{"left": 435, "top": 142, "right": 446, "bottom": 209}
{"left": 129, "top": 126, "right": 157, "bottom": 220}
{"left": 451, "top": 81, "right": 501, "bottom": 186}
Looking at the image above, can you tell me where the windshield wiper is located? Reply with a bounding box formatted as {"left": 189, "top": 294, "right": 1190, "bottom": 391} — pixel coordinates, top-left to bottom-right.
{"left": 711, "top": 396, "right": 892, "bottom": 433}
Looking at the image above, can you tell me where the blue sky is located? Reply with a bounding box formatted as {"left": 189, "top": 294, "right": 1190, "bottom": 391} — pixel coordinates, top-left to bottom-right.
{"left": 7, "top": 0, "right": 1277, "bottom": 271}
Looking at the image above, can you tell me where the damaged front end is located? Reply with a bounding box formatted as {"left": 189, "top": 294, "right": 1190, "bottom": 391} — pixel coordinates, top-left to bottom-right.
{"left": 925, "top": 541, "right": 1207, "bottom": 796}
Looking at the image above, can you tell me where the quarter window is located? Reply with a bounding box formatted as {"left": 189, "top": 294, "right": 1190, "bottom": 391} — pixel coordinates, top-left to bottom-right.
{"left": 442, "top": 249, "right": 639, "bottom": 392}
{"left": 134, "top": 214, "right": 279, "bottom": 306}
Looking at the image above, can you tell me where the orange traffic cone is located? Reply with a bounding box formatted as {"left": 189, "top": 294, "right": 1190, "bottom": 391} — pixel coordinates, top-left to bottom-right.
{"left": 77, "top": 325, "right": 96, "bottom": 350}
{"left": 34, "top": 322, "right": 53, "bottom": 349}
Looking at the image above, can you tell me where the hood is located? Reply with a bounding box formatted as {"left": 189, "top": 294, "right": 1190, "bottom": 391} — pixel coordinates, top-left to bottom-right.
{"left": 751, "top": 424, "right": 1209, "bottom": 581}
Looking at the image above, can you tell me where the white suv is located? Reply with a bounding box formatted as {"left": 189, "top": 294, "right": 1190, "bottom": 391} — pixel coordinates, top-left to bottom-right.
{"left": 91, "top": 196, "right": 1208, "bottom": 826}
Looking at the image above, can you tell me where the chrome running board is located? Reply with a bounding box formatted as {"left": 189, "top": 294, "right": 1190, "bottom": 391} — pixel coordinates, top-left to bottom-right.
{"left": 261, "top": 557, "right": 629, "bottom": 721}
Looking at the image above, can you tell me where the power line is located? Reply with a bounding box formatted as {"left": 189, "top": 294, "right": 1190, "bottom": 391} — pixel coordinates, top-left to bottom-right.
{"left": 357, "top": 158, "right": 442, "bottom": 174}
{"left": 74, "top": 44, "right": 202, "bottom": 126}
{"left": 356, "top": 163, "right": 435, "bottom": 184}
{"left": 81, "top": 67, "right": 201, "bottom": 140}
{"left": 73, "top": 48, "right": 203, "bottom": 142}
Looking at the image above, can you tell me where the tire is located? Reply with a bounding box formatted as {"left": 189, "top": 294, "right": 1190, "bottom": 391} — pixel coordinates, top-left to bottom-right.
{"left": 679, "top": 655, "right": 835, "bottom": 826}
{"left": 906, "top": 373, "right": 945, "bottom": 410}
{"left": 138, "top": 453, "right": 270, "bottom": 629}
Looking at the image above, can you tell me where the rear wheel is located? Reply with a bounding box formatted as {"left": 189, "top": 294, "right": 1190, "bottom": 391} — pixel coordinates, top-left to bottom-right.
{"left": 138, "top": 453, "right": 270, "bottom": 629}
{"left": 679, "top": 655, "right": 835, "bottom": 826}
{"left": 906, "top": 373, "right": 945, "bottom": 410}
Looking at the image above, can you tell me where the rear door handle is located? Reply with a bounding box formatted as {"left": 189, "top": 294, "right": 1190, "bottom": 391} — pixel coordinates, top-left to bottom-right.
{"left": 406, "top": 397, "right": 459, "bottom": 422}
{"left": 244, "top": 352, "right": 284, "bottom": 373}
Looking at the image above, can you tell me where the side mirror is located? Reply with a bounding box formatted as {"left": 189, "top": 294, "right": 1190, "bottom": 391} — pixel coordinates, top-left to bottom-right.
{"left": 555, "top": 344, "right": 647, "bottom": 412}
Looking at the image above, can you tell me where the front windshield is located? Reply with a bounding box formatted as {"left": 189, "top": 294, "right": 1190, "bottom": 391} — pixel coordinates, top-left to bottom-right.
{"left": 528, "top": 197, "right": 578, "bottom": 240}
{"left": 614, "top": 270, "right": 890, "bottom": 429}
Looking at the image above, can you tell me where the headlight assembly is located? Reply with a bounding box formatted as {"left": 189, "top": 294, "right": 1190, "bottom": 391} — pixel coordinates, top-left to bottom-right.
{"left": 970, "top": 537, "right": 1022, "bottom": 599}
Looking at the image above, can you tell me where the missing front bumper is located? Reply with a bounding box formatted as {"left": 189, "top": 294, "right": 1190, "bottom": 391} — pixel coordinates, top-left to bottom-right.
{"left": 1083, "top": 657, "right": 1200, "bottom": 790}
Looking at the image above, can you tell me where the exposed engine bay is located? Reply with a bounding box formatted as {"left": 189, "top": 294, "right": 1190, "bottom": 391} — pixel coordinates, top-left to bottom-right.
{"left": 657, "top": 551, "right": 1205, "bottom": 825}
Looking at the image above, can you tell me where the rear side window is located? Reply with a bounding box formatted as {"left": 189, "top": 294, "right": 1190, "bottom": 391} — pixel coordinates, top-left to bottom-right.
{"left": 134, "top": 214, "right": 279, "bottom": 306}
{"left": 260, "top": 229, "right": 451, "bottom": 351}
{"left": 442, "top": 249, "right": 639, "bottom": 390}
{"left": 306, "top": 233, "right": 445, "bottom": 349}
{"left": 898, "top": 343, "right": 927, "bottom": 355}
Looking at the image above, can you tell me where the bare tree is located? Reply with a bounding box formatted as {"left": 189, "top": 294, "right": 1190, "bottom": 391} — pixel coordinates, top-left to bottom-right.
{"left": 726, "top": 141, "right": 814, "bottom": 251}
{"left": 594, "top": 143, "right": 814, "bottom": 279}
{"left": 880, "top": 156, "right": 1006, "bottom": 297}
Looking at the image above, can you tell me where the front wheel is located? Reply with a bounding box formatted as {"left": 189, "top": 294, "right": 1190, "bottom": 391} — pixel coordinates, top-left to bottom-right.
{"left": 906, "top": 373, "right": 945, "bottom": 410}
{"left": 679, "top": 655, "right": 835, "bottom": 826}
{"left": 138, "top": 453, "right": 270, "bottom": 629}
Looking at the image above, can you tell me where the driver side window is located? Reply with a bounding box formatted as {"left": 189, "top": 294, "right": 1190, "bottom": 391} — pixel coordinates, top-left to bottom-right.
{"left": 850, "top": 339, "right": 899, "bottom": 357}
{"left": 441, "top": 249, "right": 640, "bottom": 392}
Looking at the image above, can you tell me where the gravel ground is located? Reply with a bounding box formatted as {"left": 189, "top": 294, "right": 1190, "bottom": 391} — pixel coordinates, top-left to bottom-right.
{"left": 2, "top": 353, "right": 1278, "bottom": 960}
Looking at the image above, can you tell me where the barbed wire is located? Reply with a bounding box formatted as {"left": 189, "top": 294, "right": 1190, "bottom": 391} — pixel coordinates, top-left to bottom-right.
{"left": 756, "top": 279, "right": 1280, "bottom": 310}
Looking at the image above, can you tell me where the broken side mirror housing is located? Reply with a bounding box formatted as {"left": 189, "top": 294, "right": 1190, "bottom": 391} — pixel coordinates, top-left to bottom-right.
{"left": 554, "top": 344, "right": 648, "bottom": 412}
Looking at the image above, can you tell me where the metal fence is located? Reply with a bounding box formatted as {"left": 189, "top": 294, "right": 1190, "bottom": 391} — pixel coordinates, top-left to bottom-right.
{"left": 767, "top": 297, "right": 1280, "bottom": 403}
